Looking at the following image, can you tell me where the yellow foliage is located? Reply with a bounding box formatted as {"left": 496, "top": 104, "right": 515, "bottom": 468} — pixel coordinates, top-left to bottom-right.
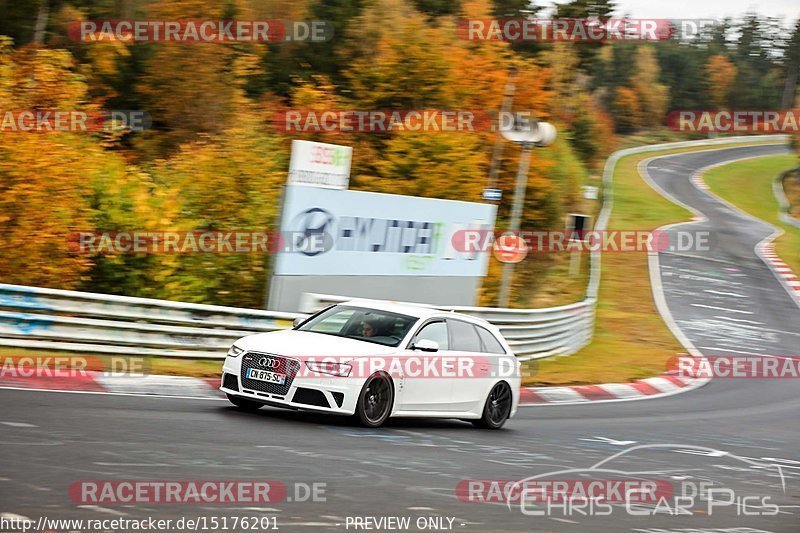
{"left": 705, "top": 54, "right": 737, "bottom": 109}
{"left": 631, "top": 46, "right": 668, "bottom": 128}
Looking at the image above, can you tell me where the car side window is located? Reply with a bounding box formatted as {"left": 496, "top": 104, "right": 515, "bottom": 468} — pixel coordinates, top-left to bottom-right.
{"left": 412, "top": 321, "right": 449, "bottom": 350}
{"left": 476, "top": 326, "right": 506, "bottom": 354}
{"left": 448, "top": 319, "right": 482, "bottom": 352}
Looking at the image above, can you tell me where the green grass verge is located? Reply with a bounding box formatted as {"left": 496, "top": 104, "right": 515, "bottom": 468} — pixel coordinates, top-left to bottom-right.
{"left": 703, "top": 154, "right": 800, "bottom": 276}
{"left": 526, "top": 140, "right": 786, "bottom": 386}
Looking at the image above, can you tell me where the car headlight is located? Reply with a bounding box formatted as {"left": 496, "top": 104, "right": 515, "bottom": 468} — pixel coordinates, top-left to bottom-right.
{"left": 305, "top": 361, "right": 351, "bottom": 377}
{"left": 227, "top": 345, "right": 244, "bottom": 358}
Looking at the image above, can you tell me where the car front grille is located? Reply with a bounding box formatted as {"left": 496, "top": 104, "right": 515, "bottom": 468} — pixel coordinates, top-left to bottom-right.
{"left": 240, "top": 352, "right": 301, "bottom": 397}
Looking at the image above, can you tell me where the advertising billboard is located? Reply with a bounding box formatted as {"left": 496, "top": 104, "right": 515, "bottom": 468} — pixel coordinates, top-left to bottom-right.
{"left": 274, "top": 186, "right": 496, "bottom": 277}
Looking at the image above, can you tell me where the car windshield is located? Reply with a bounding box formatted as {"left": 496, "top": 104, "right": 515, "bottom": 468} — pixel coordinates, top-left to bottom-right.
{"left": 296, "top": 305, "right": 418, "bottom": 347}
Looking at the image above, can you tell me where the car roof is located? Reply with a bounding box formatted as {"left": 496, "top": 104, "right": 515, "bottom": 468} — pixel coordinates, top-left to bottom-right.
{"left": 340, "top": 299, "right": 438, "bottom": 318}
{"left": 339, "top": 299, "right": 491, "bottom": 326}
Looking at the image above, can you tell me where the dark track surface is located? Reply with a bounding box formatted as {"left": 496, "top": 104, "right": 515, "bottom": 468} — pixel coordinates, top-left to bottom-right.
{"left": 1, "top": 144, "right": 798, "bottom": 532}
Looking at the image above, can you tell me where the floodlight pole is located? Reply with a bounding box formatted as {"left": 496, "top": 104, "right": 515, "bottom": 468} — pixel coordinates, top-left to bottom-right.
{"left": 497, "top": 141, "right": 533, "bottom": 308}
{"left": 486, "top": 67, "right": 518, "bottom": 193}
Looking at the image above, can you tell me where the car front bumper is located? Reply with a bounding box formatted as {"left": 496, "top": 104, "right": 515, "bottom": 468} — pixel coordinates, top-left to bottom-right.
{"left": 220, "top": 353, "right": 365, "bottom": 415}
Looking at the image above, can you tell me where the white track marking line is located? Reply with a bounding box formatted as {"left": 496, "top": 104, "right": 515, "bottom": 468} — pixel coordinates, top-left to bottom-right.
{"left": 697, "top": 346, "right": 769, "bottom": 356}
{"left": 549, "top": 517, "right": 580, "bottom": 524}
{"left": 691, "top": 303, "right": 753, "bottom": 314}
{"left": 702, "top": 320, "right": 800, "bottom": 336}
{"left": 0, "top": 421, "right": 37, "bottom": 428}
{"left": 704, "top": 289, "right": 747, "bottom": 298}
{"left": 580, "top": 436, "right": 637, "bottom": 446}
{"left": 77, "top": 505, "right": 127, "bottom": 516}
{"left": 713, "top": 315, "right": 764, "bottom": 325}
{"left": 0, "top": 513, "right": 33, "bottom": 521}
{"left": 659, "top": 251, "right": 740, "bottom": 265}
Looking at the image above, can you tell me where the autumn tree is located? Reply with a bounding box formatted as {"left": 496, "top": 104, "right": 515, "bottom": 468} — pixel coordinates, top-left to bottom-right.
{"left": 0, "top": 38, "right": 108, "bottom": 288}
{"left": 613, "top": 86, "right": 641, "bottom": 132}
{"left": 341, "top": 0, "right": 456, "bottom": 110}
{"left": 705, "top": 54, "right": 737, "bottom": 109}
{"left": 554, "top": 0, "right": 616, "bottom": 71}
{"left": 135, "top": 0, "right": 264, "bottom": 156}
{"left": 631, "top": 46, "right": 668, "bottom": 128}
{"left": 137, "top": 112, "right": 289, "bottom": 306}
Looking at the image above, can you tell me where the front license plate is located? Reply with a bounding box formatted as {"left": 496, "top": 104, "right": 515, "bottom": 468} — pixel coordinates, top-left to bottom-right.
{"left": 247, "top": 368, "right": 286, "bottom": 384}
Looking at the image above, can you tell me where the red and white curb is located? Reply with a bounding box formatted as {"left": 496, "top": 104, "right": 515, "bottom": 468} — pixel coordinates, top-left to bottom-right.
{"left": 518, "top": 374, "right": 701, "bottom": 405}
{"left": 690, "top": 173, "right": 710, "bottom": 190}
{"left": 757, "top": 241, "right": 800, "bottom": 303}
{"left": 0, "top": 370, "right": 702, "bottom": 406}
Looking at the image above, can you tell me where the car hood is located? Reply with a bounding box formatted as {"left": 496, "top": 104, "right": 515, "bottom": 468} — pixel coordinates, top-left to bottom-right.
{"left": 235, "top": 329, "right": 398, "bottom": 360}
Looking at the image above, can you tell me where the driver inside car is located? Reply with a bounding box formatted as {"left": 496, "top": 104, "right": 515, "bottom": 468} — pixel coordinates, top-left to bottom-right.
{"left": 361, "top": 318, "right": 380, "bottom": 337}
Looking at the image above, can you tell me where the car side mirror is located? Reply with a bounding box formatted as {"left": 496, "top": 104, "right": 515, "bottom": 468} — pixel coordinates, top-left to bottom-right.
{"left": 411, "top": 339, "right": 439, "bottom": 352}
{"left": 292, "top": 317, "right": 305, "bottom": 328}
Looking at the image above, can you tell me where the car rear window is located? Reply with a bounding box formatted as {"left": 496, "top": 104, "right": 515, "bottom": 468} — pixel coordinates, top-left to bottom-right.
{"left": 476, "top": 326, "right": 506, "bottom": 354}
{"left": 448, "top": 319, "right": 483, "bottom": 352}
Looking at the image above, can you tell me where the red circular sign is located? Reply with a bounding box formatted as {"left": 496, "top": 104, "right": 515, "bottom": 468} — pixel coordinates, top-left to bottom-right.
{"left": 493, "top": 233, "right": 528, "bottom": 263}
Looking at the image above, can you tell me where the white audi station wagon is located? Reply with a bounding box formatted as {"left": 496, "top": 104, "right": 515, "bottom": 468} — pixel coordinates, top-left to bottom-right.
{"left": 220, "top": 300, "right": 521, "bottom": 428}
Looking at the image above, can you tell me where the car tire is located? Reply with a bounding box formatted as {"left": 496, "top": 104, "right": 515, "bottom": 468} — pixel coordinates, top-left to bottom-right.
{"left": 227, "top": 393, "right": 263, "bottom": 411}
{"left": 355, "top": 373, "right": 394, "bottom": 428}
{"left": 473, "top": 381, "right": 512, "bottom": 429}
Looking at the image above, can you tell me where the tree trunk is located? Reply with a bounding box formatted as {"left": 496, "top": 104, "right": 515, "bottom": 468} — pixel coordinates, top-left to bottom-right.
{"left": 33, "top": 0, "right": 50, "bottom": 46}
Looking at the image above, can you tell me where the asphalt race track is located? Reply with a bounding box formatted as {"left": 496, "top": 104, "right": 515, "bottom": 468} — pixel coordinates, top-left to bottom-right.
{"left": 1, "top": 144, "right": 799, "bottom": 532}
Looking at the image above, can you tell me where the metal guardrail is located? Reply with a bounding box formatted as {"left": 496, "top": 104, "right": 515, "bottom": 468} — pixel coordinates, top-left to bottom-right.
{"left": 0, "top": 135, "right": 787, "bottom": 361}
{"left": 0, "top": 283, "right": 301, "bottom": 358}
